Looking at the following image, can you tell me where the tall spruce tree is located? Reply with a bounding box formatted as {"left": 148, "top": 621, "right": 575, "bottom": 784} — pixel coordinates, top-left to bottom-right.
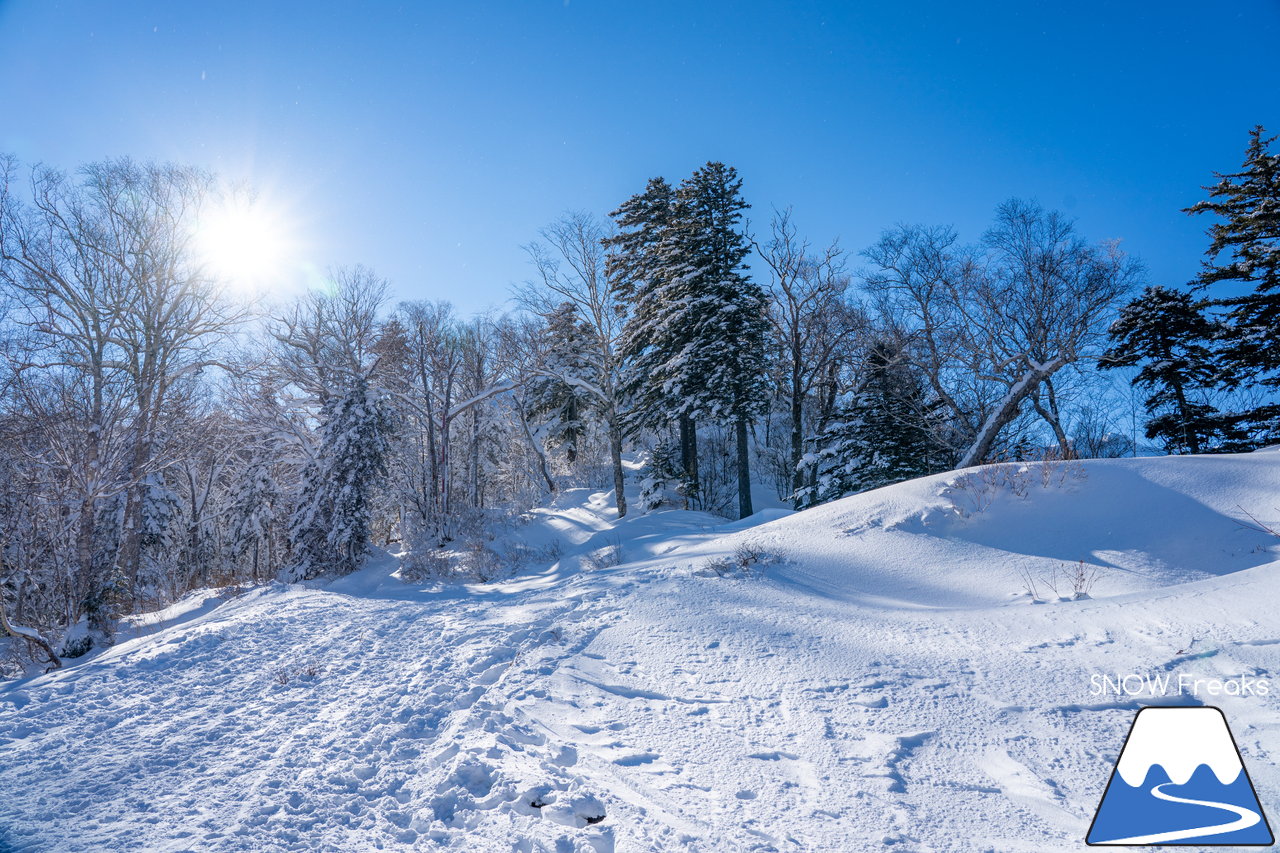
{"left": 796, "top": 339, "right": 938, "bottom": 508}
{"left": 1101, "top": 285, "right": 1245, "bottom": 454}
{"left": 607, "top": 177, "right": 703, "bottom": 500}
{"left": 609, "top": 163, "right": 767, "bottom": 518}
{"left": 1186, "top": 125, "right": 1280, "bottom": 440}
{"left": 288, "top": 379, "right": 394, "bottom": 579}
{"left": 677, "top": 162, "right": 769, "bottom": 519}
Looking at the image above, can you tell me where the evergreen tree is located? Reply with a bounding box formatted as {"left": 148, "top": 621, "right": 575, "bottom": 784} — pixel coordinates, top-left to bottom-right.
{"left": 677, "top": 162, "right": 770, "bottom": 519}
{"left": 288, "top": 379, "right": 394, "bottom": 579}
{"left": 526, "top": 302, "right": 595, "bottom": 464}
{"left": 796, "top": 340, "right": 939, "bottom": 508}
{"left": 609, "top": 163, "right": 769, "bottom": 518}
{"left": 228, "top": 455, "right": 280, "bottom": 581}
{"left": 1186, "top": 125, "right": 1280, "bottom": 439}
{"left": 607, "top": 177, "right": 702, "bottom": 499}
{"left": 1101, "top": 285, "right": 1246, "bottom": 454}
{"left": 137, "top": 474, "right": 180, "bottom": 597}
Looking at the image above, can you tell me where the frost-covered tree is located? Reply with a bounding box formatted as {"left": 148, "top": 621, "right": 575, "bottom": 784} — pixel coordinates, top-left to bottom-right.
{"left": 0, "top": 155, "right": 243, "bottom": 639}
{"left": 680, "top": 163, "right": 770, "bottom": 519}
{"left": 523, "top": 211, "right": 630, "bottom": 516}
{"left": 797, "top": 339, "right": 940, "bottom": 507}
{"left": 1186, "top": 125, "right": 1280, "bottom": 440}
{"left": 1101, "top": 285, "right": 1245, "bottom": 454}
{"left": 865, "top": 201, "right": 1139, "bottom": 468}
{"left": 524, "top": 302, "right": 595, "bottom": 465}
{"left": 288, "top": 379, "right": 394, "bottom": 579}
{"left": 228, "top": 455, "right": 280, "bottom": 582}
{"left": 607, "top": 177, "right": 699, "bottom": 497}
{"left": 755, "top": 207, "right": 862, "bottom": 501}
{"left": 611, "top": 163, "right": 768, "bottom": 518}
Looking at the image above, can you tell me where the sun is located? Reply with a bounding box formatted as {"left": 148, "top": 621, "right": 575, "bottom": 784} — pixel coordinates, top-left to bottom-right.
{"left": 195, "top": 196, "right": 293, "bottom": 292}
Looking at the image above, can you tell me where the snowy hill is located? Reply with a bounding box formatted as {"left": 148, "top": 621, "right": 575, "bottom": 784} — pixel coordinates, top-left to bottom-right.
{"left": 3, "top": 453, "right": 1280, "bottom": 852}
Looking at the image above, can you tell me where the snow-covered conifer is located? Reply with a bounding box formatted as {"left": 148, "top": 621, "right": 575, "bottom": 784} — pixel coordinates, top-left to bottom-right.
{"left": 1186, "top": 126, "right": 1280, "bottom": 441}
{"left": 1102, "top": 285, "right": 1246, "bottom": 454}
{"left": 526, "top": 302, "right": 596, "bottom": 465}
{"left": 288, "top": 379, "right": 394, "bottom": 579}
{"left": 797, "top": 340, "right": 939, "bottom": 507}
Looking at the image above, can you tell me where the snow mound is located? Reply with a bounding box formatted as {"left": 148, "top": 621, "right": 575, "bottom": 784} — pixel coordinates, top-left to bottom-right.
{"left": 719, "top": 454, "right": 1280, "bottom": 608}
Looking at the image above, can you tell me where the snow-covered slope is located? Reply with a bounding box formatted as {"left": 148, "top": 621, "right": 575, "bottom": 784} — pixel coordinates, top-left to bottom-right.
{"left": 2, "top": 454, "right": 1280, "bottom": 852}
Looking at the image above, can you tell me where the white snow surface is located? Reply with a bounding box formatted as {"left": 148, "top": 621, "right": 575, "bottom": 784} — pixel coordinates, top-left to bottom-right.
{"left": 2, "top": 454, "right": 1280, "bottom": 851}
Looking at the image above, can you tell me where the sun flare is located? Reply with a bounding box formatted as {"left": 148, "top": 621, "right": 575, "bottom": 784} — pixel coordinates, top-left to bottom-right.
{"left": 195, "top": 197, "right": 293, "bottom": 292}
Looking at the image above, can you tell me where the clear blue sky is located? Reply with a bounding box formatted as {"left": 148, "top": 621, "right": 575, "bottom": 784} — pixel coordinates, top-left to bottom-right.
{"left": 2, "top": 1, "right": 1278, "bottom": 314}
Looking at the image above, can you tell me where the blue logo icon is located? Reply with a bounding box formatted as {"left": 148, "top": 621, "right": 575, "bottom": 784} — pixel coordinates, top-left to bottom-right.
{"left": 1088, "top": 706, "right": 1273, "bottom": 846}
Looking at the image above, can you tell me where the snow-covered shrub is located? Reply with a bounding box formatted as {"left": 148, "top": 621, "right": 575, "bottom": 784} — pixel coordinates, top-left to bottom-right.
{"left": 400, "top": 547, "right": 454, "bottom": 583}
{"left": 60, "top": 635, "right": 93, "bottom": 659}
{"left": 586, "top": 536, "right": 624, "bottom": 570}
{"left": 637, "top": 440, "right": 687, "bottom": 511}
{"left": 506, "top": 540, "right": 562, "bottom": 570}
{"left": 272, "top": 658, "right": 323, "bottom": 687}
{"left": 944, "top": 454, "right": 1086, "bottom": 517}
{"left": 696, "top": 541, "right": 779, "bottom": 578}
{"left": 459, "top": 541, "right": 508, "bottom": 583}
{"left": 1013, "top": 562, "right": 1043, "bottom": 602}
{"left": 1067, "top": 559, "right": 1102, "bottom": 599}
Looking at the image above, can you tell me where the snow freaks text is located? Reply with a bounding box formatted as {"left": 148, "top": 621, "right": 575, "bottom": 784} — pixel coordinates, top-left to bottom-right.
{"left": 1090, "top": 673, "right": 1271, "bottom": 698}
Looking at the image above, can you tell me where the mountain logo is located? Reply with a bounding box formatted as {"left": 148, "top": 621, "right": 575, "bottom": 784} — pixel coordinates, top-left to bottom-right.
{"left": 1087, "top": 706, "right": 1274, "bottom": 846}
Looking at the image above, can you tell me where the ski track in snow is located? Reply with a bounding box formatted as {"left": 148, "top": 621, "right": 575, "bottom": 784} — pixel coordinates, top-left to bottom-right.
{"left": 1, "top": 457, "right": 1280, "bottom": 851}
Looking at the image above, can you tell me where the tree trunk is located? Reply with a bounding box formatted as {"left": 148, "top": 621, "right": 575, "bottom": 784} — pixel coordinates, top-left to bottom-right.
{"left": 789, "top": 360, "right": 805, "bottom": 499}
{"left": 1031, "top": 379, "right": 1072, "bottom": 457}
{"left": 517, "top": 397, "right": 557, "bottom": 495}
{"left": 609, "top": 416, "right": 627, "bottom": 518}
{"left": 736, "top": 418, "right": 753, "bottom": 519}
{"left": 1171, "top": 380, "right": 1202, "bottom": 454}
{"left": 678, "top": 414, "right": 701, "bottom": 509}
{"left": 958, "top": 357, "right": 1068, "bottom": 469}
{"left": 0, "top": 598, "right": 61, "bottom": 670}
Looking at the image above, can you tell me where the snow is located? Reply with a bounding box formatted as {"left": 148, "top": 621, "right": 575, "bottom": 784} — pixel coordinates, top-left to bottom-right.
{"left": 3, "top": 453, "right": 1280, "bottom": 851}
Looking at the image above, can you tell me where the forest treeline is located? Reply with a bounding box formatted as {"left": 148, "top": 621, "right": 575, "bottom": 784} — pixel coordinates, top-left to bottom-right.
{"left": 0, "top": 128, "right": 1277, "bottom": 669}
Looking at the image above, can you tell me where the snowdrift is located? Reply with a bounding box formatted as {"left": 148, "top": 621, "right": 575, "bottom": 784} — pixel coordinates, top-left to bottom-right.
{"left": 728, "top": 453, "right": 1280, "bottom": 609}
{"left": 2, "top": 452, "right": 1279, "bottom": 852}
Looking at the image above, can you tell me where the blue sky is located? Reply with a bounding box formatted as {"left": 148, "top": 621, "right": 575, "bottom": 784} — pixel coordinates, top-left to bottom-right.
{"left": 1, "top": 1, "right": 1278, "bottom": 314}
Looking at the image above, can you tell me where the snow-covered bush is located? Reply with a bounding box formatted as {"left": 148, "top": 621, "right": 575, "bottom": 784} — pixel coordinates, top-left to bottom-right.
{"left": 637, "top": 440, "right": 688, "bottom": 511}
{"left": 505, "top": 540, "right": 563, "bottom": 571}
{"left": 60, "top": 635, "right": 93, "bottom": 659}
{"left": 1013, "top": 559, "right": 1103, "bottom": 603}
{"left": 586, "top": 536, "right": 624, "bottom": 570}
{"left": 1066, "top": 559, "right": 1102, "bottom": 599}
{"left": 458, "top": 541, "right": 508, "bottom": 583}
{"left": 944, "top": 454, "right": 1086, "bottom": 517}
{"left": 400, "top": 548, "right": 454, "bottom": 583}
{"left": 272, "top": 657, "right": 323, "bottom": 687}
{"left": 696, "top": 541, "right": 779, "bottom": 578}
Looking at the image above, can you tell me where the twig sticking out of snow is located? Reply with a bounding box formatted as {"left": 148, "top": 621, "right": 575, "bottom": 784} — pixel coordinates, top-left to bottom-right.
{"left": 1013, "top": 559, "right": 1102, "bottom": 603}
{"left": 1234, "top": 505, "right": 1280, "bottom": 539}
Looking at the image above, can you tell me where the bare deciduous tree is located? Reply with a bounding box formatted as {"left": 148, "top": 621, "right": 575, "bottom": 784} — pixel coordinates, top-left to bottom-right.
{"left": 865, "top": 199, "right": 1140, "bottom": 468}
{"left": 754, "top": 207, "right": 862, "bottom": 498}
{"left": 520, "top": 211, "right": 629, "bottom": 517}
